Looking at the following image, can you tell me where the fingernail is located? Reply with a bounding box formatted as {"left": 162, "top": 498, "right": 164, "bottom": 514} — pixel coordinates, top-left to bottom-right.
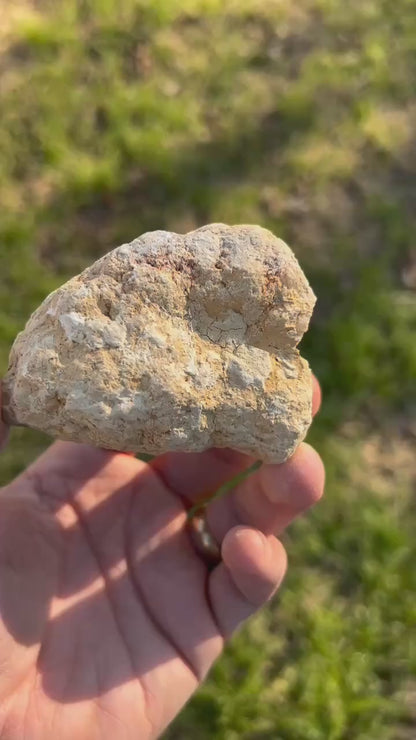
{"left": 235, "top": 527, "right": 266, "bottom": 553}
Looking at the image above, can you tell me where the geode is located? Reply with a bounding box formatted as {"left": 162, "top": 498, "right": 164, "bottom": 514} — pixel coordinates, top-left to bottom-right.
{"left": 2, "top": 224, "right": 316, "bottom": 462}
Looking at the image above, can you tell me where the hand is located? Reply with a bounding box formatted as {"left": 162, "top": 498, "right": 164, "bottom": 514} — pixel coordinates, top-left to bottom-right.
{"left": 0, "top": 380, "right": 324, "bottom": 740}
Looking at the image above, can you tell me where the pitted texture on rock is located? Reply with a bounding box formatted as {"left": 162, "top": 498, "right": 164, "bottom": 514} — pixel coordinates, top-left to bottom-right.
{"left": 2, "top": 224, "right": 316, "bottom": 463}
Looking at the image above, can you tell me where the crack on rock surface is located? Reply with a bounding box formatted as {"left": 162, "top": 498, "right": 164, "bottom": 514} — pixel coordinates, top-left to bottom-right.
{"left": 2, "top": 224, "right": 316, "bottom": 463}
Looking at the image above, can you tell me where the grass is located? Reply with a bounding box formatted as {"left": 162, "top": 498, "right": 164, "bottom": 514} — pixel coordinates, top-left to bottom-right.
{"left": 0, "top": 1, "right": 415, "bottom": 737}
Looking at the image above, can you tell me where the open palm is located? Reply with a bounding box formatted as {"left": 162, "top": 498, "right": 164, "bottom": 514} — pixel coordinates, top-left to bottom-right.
{"left": 0, "top": 385, "right": 324, "bottom": 740}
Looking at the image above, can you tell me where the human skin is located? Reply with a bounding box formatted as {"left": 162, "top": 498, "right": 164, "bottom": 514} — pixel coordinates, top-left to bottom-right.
{"left": 0, "top": 378, "right": 324, "bottom": 739}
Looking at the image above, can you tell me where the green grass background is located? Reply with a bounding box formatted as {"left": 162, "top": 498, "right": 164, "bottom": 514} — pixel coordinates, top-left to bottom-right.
{"left": 0, "top": 1, "right": 415, "bottom": 737}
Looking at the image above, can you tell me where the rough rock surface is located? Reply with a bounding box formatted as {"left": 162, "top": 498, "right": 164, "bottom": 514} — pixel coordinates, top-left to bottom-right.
{"left": 2, "top": 224, "right": 316, "bottom": 462}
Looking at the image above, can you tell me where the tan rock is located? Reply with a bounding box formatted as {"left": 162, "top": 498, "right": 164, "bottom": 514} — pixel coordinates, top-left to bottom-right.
{"left": 2, "top": 224, "right": 316, "bottom": 462}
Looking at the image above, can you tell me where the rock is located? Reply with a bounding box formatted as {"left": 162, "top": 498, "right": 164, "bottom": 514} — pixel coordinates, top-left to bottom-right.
{"left": 2, "top": 224, "right": 316, "bottom": 463}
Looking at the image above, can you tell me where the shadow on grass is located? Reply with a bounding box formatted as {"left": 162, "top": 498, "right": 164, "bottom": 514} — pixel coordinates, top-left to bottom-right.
{"left": 37, "top": 105, "right": 314, "bottom": 270}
